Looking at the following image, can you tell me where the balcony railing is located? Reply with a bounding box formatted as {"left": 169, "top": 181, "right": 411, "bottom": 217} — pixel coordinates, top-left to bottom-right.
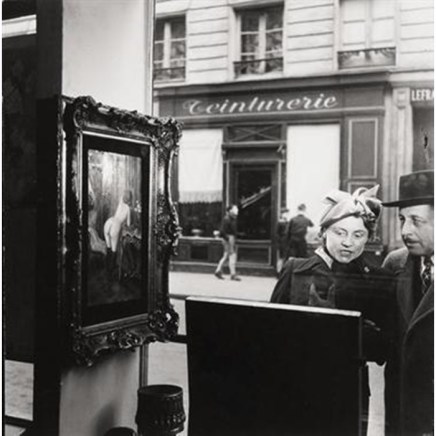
{"left": 234, "top": 57, "right": 283, "bottom": 77}
{"left": 338, "top": 47, "right": 396, "bottom": 69}
{"left": 154, "top": 66, "right": 185, "bottom": 82}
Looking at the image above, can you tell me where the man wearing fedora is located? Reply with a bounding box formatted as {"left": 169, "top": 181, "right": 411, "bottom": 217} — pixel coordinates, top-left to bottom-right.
{"left": 382, "top": 169, "right": 434, "bottom": 436}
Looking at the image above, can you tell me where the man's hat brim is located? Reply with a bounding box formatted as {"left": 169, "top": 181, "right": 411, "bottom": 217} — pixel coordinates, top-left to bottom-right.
{"left": 383, "top": 197, "right": 434, "bottom": 208}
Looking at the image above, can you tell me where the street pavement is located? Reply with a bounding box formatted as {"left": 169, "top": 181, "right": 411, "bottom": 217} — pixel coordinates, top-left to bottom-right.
{"left": 148, "top": 271, "right": 385, "bottom": 436}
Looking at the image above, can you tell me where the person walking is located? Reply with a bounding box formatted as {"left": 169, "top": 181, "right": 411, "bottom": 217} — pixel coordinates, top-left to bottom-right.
{"left": 382, "top": 169, "right": 434, "bottom": 436}
{"left": 270, "top": 186, "right": 394, "bottom": 435}
{"left": 286, "top": 203, "right": 314, "bottom": 258}
{"left": 214, "top": 204, "right": 241, "bottom": 281}
{"left": 276, "top": 208, "right": 290, "bottom": 274}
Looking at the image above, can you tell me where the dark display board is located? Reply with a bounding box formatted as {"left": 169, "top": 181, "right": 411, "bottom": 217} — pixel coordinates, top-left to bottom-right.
{"left": 3, "top": 35, "right": 37, "bottom": 361}
{"left": 187, "top": 298, "right": 362, "bottom": 436}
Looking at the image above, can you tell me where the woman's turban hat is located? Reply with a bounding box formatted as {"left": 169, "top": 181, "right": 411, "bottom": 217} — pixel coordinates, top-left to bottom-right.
{"left": 319, "top": 185, "right": 382, "bottom": 230}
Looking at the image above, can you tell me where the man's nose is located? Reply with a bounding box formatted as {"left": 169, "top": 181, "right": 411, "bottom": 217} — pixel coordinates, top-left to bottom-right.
{"left": 401, "top": 220, "right": 413, "bottom": 237}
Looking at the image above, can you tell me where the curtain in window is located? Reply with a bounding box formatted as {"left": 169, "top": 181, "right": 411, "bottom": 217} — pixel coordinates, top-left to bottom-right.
{"left": 178, "top": 129, "right": 223, "bottom": 203}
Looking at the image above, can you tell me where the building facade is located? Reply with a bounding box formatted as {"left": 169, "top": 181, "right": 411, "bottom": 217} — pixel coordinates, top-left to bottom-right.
{"left": 154, "top": 0, "right": 434, "bottom": 273}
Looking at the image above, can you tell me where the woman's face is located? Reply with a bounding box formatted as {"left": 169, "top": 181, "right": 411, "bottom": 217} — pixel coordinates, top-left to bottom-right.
{"left": 324, "top": 215, "right": 369, "bottom": 263}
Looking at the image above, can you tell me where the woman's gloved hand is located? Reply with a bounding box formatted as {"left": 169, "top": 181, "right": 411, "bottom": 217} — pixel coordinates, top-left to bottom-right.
{"left": 308, "top": 283, "right": 336, "bottom": 308}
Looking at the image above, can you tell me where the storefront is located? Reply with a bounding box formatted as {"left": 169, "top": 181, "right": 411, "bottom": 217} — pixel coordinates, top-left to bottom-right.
{"left": 155, "top": 75, "right": 388, "bottom": 272}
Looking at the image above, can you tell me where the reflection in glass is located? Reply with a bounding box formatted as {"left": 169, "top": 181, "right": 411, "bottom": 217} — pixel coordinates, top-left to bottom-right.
{"left": 241, "top": 11, "right": 259, "bottom": 32}
{"left": 87, "top": 149, "right": 142, "bottom": 306}
{"left": 266, "top": 7, "right": 283, "bottom": 30}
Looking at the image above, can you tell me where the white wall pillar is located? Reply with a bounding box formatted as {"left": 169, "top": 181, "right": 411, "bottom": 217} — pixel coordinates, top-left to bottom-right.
{"left": 35, "top": 1, "right": 155, "bottom": 434}
{"left": 384, "top": 87, "right": 414, "bottom": 249}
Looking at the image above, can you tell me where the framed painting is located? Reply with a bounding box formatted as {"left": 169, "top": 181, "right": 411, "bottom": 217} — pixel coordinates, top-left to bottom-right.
{"left": 62, "top": 96, "right": 182, "bottom": 365}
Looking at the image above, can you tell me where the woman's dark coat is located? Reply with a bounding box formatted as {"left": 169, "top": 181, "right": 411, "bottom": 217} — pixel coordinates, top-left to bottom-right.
{"left": 271, "top": 253, "right": 394, "bottom": 363}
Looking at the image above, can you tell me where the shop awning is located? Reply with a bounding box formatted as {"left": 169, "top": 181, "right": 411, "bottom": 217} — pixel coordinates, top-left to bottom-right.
{"left": 178, "top": 129, "right": 223, "bottom": 203}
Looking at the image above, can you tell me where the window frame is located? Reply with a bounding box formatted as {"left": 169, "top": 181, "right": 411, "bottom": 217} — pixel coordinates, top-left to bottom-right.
{"left": 234, "top": 4, "right": 284, "bottom": 78}
{"left": 337, "top": 0, "right": 397, "bottom": 69}
{"left": 339, "top": 0, "right": 396, "bottom": 51}
{"left": 154, "top": 15, "right": 186, "bottom": 82}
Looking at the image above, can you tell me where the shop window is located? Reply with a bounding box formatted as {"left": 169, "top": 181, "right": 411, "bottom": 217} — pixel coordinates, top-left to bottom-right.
{"left": 177, "top": 202, "right": 222, "bottom": 238}
{"left": 413, "top": 107, "right": 434, "bottom": 171}
{"left": 338, "top": 0, "right": 396, "bottom": 69}
{"left": 234, "top": 5, "right": 283, "bottom": 78}
{"left": 154, "top": 16, "right": 186, "bottom": 82}
{"left": 177, "top": 129, "right": 224, "bottom": 238}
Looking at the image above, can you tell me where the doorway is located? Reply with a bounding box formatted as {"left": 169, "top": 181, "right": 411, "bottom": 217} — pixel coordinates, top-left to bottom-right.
{"left": 230, "top": 163, "right": 277, "bottom": 265}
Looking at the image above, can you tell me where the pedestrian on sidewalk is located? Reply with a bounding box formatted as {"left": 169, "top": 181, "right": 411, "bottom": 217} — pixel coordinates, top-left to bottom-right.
{"left": 276, "top": 207, "right": 290, "bottom": 274}
{"left": 286, "top": 203, "right": 314, "bottom": 258}
{"left": 214, "top": 204, "right": 241, "bottom": 281}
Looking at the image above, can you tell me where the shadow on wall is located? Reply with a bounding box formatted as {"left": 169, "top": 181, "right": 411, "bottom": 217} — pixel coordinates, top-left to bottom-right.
{"left": 94, "top": 403, "right": 117, "bottom": 436}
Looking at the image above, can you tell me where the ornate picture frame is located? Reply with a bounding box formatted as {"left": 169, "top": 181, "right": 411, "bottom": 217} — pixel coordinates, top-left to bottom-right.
{"left": 62, "top": 96, "right": 182, "bottom": 366}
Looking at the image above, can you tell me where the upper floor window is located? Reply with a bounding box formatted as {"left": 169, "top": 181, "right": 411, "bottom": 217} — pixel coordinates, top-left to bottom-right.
{"left": 154, "top": 17, "right": 186, "bottom": 82}
{"left": 338, "top": 0, "right": 396, "bottom": 69}
{"left": 234, "top": 6, "right": 283, "bottom": 78}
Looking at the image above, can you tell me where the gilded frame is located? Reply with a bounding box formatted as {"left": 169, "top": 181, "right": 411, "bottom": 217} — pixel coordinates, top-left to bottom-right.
{"left": 63, "top": 96, "right": 182, "bottom": 365}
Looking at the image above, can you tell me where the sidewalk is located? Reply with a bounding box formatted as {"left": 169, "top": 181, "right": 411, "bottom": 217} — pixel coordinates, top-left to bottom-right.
{"left": 170, "top": 270, "right": 276, "bottom": 300}
{"left": 169, "top": 271, "right": 276, "bottom": 335}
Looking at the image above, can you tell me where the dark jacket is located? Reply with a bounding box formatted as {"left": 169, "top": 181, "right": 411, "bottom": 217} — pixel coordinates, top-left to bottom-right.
{"left": 287, "top": 214, "right": 314, "bottom": 241}
{"left": 270, "top": 252, "right": 395, "bottom": 363}
{"left": 383, "top": 247, "right": 434, "bottom": 436}
{"left": 220, "top": 213, "right": 237, "bottom": 241}
{"left": 285, "top": 214, "right": 314, "bottom": 258}
{"left": 276, "top": 219, "right": 289, "bottom": 257}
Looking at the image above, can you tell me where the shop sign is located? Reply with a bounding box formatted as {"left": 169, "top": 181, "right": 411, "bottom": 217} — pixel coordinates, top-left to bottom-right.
{"left": 411, "top": 88, "right": 434, "bottom": 106}
{"left": 180, "top": 91, "right": 341, "bottom": 117}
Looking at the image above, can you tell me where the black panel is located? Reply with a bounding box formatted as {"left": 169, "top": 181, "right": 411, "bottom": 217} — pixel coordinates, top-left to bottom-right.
{"left": 3, "top": 0, "right": 36, "bottom": 20}
{"left": 187, "top": 298, "right": 362, "bottom": 436}
{"left": 3, "top": 36, "right": 37, "bottom": 361}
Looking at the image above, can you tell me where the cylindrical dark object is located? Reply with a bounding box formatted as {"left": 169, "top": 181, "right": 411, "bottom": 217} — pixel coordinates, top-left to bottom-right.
{"left": 136, "top": 384, "right": 186, "bottom": 436}
{"left": 104, "top": 427, "right": 137, "bottom": 436}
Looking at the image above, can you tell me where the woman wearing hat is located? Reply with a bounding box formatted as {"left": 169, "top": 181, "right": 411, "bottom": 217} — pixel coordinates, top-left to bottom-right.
{"left": 270, "top": 186, "right": 394, "bottom": 435}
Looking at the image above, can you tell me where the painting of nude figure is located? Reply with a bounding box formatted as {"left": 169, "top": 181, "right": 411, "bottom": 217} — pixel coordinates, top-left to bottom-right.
{"left": 86, "top": 149, "right": 143, "bottom": 307}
